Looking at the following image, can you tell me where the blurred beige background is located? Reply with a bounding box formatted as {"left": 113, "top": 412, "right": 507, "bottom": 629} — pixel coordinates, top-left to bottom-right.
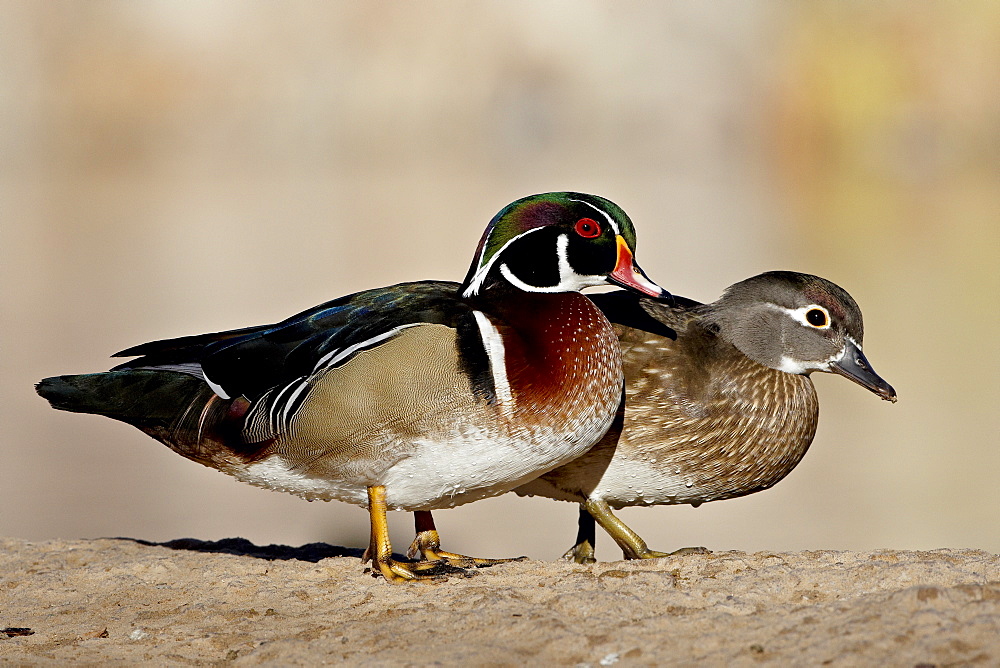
{"left": 2, "top": 2, "right": 997, "bottom": 560}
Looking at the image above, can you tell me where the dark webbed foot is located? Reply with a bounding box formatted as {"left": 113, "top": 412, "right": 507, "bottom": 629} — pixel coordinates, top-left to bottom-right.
{"left": 562, "top": 506, "right": 598, "bottom": 564}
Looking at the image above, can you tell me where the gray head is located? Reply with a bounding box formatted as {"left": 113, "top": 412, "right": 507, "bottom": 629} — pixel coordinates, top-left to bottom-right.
{"left": 701, "top": 271, "right": 896, "bottom": 402}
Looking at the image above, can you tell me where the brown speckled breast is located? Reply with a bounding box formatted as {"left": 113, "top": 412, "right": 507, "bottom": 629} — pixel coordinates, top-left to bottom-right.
{"left": 517, "top": 321, "right": 820, "bottom": 507}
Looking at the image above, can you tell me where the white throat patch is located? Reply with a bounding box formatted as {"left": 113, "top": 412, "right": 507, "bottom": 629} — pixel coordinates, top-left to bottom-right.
{"left": 498, "top": 233, "right": 605, "bottom": 293}
{"left": 778, "top": 342, "right": 847, "bottom": 374}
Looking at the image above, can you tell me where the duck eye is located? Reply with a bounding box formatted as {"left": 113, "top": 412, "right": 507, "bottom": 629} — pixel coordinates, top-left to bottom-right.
{"left": 806, "top": 308, "right": 828, "bottom": 327}
{"left": 574, "top": 218, "right": 601, "bottom": 238}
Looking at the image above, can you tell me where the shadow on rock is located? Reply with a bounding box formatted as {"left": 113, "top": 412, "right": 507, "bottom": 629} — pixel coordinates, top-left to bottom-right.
{"left": 121, "top": 537, "right": 366, "bottom": 562}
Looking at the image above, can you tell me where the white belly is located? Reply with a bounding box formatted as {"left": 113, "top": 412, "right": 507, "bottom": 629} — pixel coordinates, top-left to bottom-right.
{"left": 515, "top": 451, "right": 710, "bottom": 508}
{"left": 235, "top": 419, "right": 613, "bottom": 511}
{"left": 588, "top": 458, "right": 704, "bottom": 508}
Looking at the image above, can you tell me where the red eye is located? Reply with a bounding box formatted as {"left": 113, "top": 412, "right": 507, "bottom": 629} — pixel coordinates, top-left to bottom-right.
{"left": 574, "top": 218, "right": 601, "bottom": 238}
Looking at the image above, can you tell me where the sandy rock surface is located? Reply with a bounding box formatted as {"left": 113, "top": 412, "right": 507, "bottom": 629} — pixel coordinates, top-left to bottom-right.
{"left": 1, "top": 537, "right": 997, "bottom": 666}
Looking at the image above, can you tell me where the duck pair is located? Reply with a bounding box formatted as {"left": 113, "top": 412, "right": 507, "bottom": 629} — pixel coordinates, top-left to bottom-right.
{"left": 36, "top": 192, "right": 896, "bottom": 582}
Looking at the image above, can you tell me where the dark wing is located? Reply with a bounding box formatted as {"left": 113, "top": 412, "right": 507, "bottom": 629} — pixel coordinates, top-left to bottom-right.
{"left": 113, "top": 280, "right": 474, "bottom": 401}
{"left": 589, "top": 290, "right": 702, "bottom": 341}
{"left": 112, "top": 324, "right": 274, "bottom": 363}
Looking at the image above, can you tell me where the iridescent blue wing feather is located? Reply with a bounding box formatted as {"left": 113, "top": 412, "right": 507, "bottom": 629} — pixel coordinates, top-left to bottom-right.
{"left": 113, "top": 280, "right": 475, "bottom": 402}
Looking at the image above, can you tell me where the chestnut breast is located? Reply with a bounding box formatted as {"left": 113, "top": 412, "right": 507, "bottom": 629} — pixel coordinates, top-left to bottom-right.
{"left": 493, "top": 291, "right": 623, "bottom": 430}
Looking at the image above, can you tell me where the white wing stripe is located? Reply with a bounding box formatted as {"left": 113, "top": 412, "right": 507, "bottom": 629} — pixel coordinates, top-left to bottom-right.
{"left": 279, "top": 379, "right": 311, "bottom": 432}
{"left": 203, "top": 372, "right": 231, "bottom": 400}
{"left": 313, "top": 323, "right": 423, "bottom": 372}
{"left": 269, "top": 378, "right": 304, "bottom": 433}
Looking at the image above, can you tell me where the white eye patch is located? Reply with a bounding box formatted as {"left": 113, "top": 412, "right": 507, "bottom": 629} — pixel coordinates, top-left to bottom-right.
{"left": 778, "top": 304, "right": 832, "bottom": 330}
{"left": 767, "top": 302, "right": 838, "bottom": 374}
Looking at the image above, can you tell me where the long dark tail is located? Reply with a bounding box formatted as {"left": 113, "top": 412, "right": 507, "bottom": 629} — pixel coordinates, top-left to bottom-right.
{"left": 36, "top": 370, "right": 249, "bottom": 470}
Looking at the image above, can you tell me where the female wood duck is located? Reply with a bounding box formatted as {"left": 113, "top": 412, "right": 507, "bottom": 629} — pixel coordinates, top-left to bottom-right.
{"left": 36, "top": 192, "right": 668, "bottom": 582}
{"left": 512, "top": 271, "right": 896, "bottom": 563}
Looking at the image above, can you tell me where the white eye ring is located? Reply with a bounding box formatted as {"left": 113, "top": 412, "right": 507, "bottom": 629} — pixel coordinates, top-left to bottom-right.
{"left": 788, "top": 304, "right": 831, "bottom": 330}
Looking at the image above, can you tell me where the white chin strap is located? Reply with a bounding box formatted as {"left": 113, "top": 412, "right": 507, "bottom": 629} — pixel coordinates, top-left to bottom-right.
{"left": 777, "top": 343, "right": 847, "bottom": 375}
{"left": 498, "top": 234, "right": 606, "bottom": 293}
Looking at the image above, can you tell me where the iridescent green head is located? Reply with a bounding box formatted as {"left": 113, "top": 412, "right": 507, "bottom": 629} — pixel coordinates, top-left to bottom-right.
{"left": 461, "top": 192, "right": 666, "bottom": 299}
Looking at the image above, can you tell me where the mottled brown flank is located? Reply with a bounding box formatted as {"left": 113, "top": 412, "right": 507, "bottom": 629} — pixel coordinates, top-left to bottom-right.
{"left": 617, "top": 328, "right": 818, "bottom": 503}
{"left": 525, "top": 315, "right": 819, "bottom": 506}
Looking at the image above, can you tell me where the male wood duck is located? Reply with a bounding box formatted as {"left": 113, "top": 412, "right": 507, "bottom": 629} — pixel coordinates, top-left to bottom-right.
{"left": 511, "top": 271, "right": 896, "bottom": 563}
{"left": 36, "top": 192, "right": 668, "bottom": 582}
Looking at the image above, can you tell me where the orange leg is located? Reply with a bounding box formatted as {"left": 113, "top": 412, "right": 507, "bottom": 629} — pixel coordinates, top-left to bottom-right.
{"left": 362, "top": 486, "right": 466, "bottom": 582}
{"left": 407, "top": 510, "right": 525, "bottom": 568}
